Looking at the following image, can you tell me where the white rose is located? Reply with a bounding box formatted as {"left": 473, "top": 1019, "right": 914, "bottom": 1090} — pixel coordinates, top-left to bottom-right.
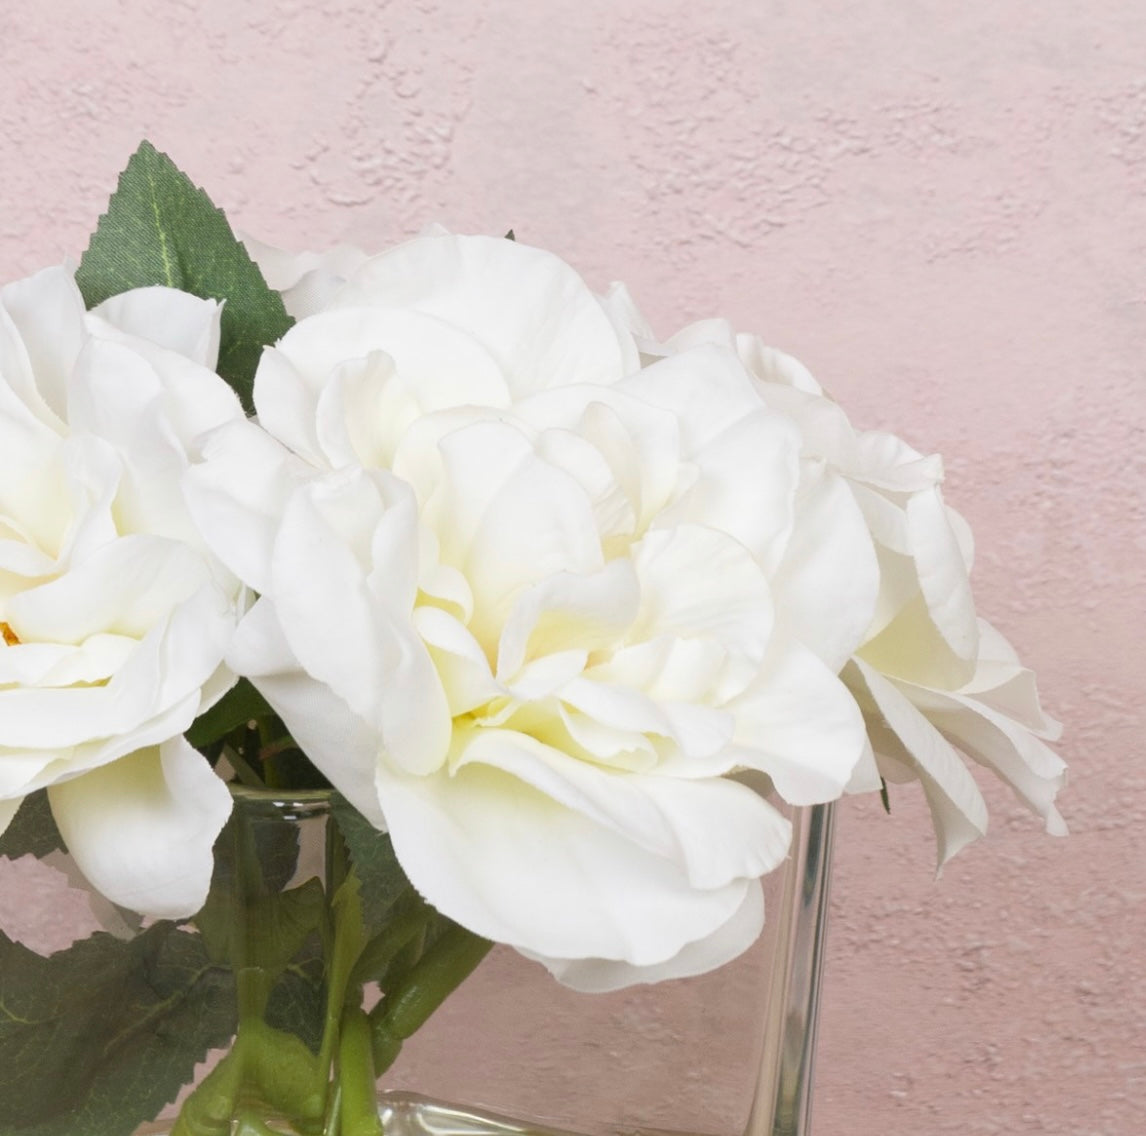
{"left": 188, "top": 232, "right": 879, "bottom": 990}
{"left": 668, "top": 318, "right": 1066, "bottom": 862}
{"left": 0, "top": 267, "right": 244, "bottom": 918}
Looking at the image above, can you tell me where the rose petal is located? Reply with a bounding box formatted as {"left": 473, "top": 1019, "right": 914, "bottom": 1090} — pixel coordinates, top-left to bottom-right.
{"left": 866, "top": 592, "right": 981, "bottom": 695}
{"left": 560, "top": 676, "right": 673, "bottom": 738}
{"left": 847, "top": 660, "right": 989, "bottom": 865}
{"left": 959, "top": 620, "right": 1062, "bottom": 739}
{"left": 91, "top": 287, "right": 222, "bottom": 369}
{"left": 850, "top": 430, "right": 943, "bottom": 493}
{"left": 271, "top": 471, "right": 451, "bottom": 775}
{"left": 312, "top": 351, "right": 414, "bottom": 470}
{"left": 48, "top": 739, "right": 231, "bottom": 918}
{"left": 906, "top": 487, "right": 979, "bottom": 664}
{"left": 496, "top": 559, "right": 639, "bottom": 682}
{"left": 623, "top": 348, "right": 802, "bottom": 568}
{"left": 737, "top": 336, "right": 823, "bottom": 395}
{"left": 845, "top": 735, "right": 883, "bottom": 794}
{"left": 227, "top": 598, "right": 388, "bottom": 828}
{"left": 413, "top": 606, "right": 501, "bottom": 716}
{"left": 433, "top": 421, "right": 604, "bottom": 649}
{"left": 184, "top": 418, "right": 311, "bottom": 594}
{"left": 377, "top": 733, "right": 784, "bottom": 965}
{"left": 1, "top": 266, "right": 85, "bottom": 425}
{"left": 253, "top": 348, "right": 327, "bottom": 468}
{"left": 631, "top": 524, "right": 774, "bottom": 665}
{"left": 536, "top": 427, "right": 636, "bottom": 544}
{"left": 769, "top": 463, "right": 878, "bottom": 671}
{"left": 556, "top": 704, "right": 658, "bottom": 768}
{"left": 527, "top": 879, "right": 765, "bottom": 992}
{"left": 281, "top": 306, "right": 511, "bottom": 418}
{"left": 8, "top": 535, "right": 211, "bottom": 644}
{"left": 0, "top": 752, "right": 56, "bottom": 800}
{"left": 242, "top": 236, "right": 369, "bottom": 317}
{"left": 0, "top": 634, "right": 135, "bottom": 688}
{"left": 894, "top": 678, "right": 1067, "bottom": 835}
{"left": 337, "top": 234, "right": 638, "bottom": 396}
{"left": 727, "top": 639, "right": 868, "bottom": 804}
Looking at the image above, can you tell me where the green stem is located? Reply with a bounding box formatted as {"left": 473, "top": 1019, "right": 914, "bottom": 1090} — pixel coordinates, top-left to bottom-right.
{"left": 338, "top": 1009, "right": 384, "bottom": 1136}
{"left": 323, "top": 1082, "right": 343, "bottom": 1136}
{"left": 169, "top": 1051, "right": 243, "bottom": 1136}
{"left": 315, "top": 822, "right": 351, "bottom": 1103}
{"left": 174, "top": 803, "right": 495, "bottom": 1135}
{"left": 178, "top": 803, "right": 331, "bottom": 1134}
{"left": 255, "top": 720, "right": 280, "bottom": 788}
{"left": 234, "top": 1108, "right": 286, "bottom": 1136}
{"left": 223, "top": 743, "right": 267, "bottom": 789}
{"left": 368, "top": 925, "right": 493, "bottom": 1074}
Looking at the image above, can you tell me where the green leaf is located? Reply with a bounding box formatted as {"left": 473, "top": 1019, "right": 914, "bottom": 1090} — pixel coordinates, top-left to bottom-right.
{"left": 330, "top": 795, "right": 412, "bottom": 936}
{"left": 504, "top": 228, "right": 516, "bottom": 241}
{"left": 330, "top": 873, "right": 369, "bottom": 998}
{"left": 265, "top": 946, "right": 326, "bottom": 1054}
{"left": 0, "top": 925, "right": 235, "bottom": 1136}
{"left": 194, "top": 803, "right": 309, "bottom": 964}
{"left": 0, "top": 792, "right": 64, "bottom": 860}
{"left": 879, "top": 777, "right": 891, "bottom": 815}
{"left": 196, "top": 877, "right": 325, "bottom": 982}
{"left": 261, "top": 745, "right": 332, "bottom": 791}
{"left": 75, "top": 141, "right": 293, "bottom": 410}
{"left": 249, "top": 881, "right": 327, "bottom": 977}
{"left": 185, "top": 679, "right": 274, "bottom": 752}
{"left": 223, "top": 797, "right": 305, "bottom": 896}
{"left": 348, "top": 904, "right": 430, "bottom": 990}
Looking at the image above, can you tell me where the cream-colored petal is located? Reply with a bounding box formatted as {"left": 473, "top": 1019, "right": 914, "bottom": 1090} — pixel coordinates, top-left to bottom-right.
{"left": 283, "top": 306, "right": 511, "bottom": 418}
{"left": 227, "top": 598, "right": 388, "bottom": 830}
{"left": 727, "top": 639, "right": 868, "bottom": 804}
{"left": 377, "top": 733, "right": 785, "bottom": 965}
{"left": 527, "top": 879, "right": 766, "bottom": 992}
{"left": 413, "top": 605, "right": 501, "bottom": 716}
{"left": 91, "top": 287, "right": 222, "bottom": 369}
{"left": 271, "top": 472, "right": 451, "bottom": 775}
{"left": 847, "top": 660, "right": 989, "bottom": 865}
{"left": 631, "top": 524, "right": 774, "bottom": 664}
{"left": 337, "top": 234, "right": 637, "bottom": 396}
{"left": 8, "top": 535, "right": 210, "bottom": 644}
{"left": 906, "top": 487, "right": 979, "bottom": 665}
{"left": 434, "top": 421, "right": 604, "bottom": 649}
{"left": 893, "top": 678, "right": 1067, "bottom": 836}
{"left": 1, "top": 266, "right": 85, "bottom": 425}
{"left": 185, "top": 418, "right": 310, "bottom": 595}
{"left": 770, "top": 463, "right": 878, "bottom": 671}
{"left": 48, "top": 740, "right": 231, "bottom": 918}
{"left": 629, "top": 348, "right": 801, "bottom": 568}
{"left": 495, "top": 559, "right": 639, "bottom": 682}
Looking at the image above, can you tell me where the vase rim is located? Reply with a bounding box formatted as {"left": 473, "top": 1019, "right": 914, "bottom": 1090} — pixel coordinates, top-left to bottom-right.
{"left": 227, "top": 781, "right": 334, "bottom": 806}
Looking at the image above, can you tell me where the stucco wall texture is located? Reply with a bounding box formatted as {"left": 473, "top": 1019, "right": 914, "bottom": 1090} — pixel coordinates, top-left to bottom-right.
{"left": 0, "top": 2, "right": 1141, "bottom": 1133}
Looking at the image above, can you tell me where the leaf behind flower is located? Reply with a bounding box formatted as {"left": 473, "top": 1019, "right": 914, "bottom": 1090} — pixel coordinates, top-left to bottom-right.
{"left": 330, "top": 794, "right": 412, "bottom": 936}
{"left": 75, "top": 141, "right": 294, "bottom": 411}
{"left": 0, "top": 792, "right": 64, "bottom": 861}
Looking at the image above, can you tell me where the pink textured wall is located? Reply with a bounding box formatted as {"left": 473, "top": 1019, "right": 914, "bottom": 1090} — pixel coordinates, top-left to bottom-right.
{"left": 1, "top": 2, "right": 1141, "bottom": 1133}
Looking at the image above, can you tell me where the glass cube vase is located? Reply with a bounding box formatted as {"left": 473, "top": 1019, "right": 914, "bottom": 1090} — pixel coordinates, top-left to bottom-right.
{"left": 129, "top": 791, "right": 835, "bottom": 1136}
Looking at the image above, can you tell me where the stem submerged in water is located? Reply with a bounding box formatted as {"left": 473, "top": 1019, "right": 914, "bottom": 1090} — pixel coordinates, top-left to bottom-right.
{"left": 172, "top": 794, "right": 491, "bottom": 1136}
{"left": 338, "top": 1010, "right": 384, "bottom": 1136}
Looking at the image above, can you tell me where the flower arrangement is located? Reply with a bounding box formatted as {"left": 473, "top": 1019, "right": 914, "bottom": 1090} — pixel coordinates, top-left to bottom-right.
{"left": 0, "top": 143, "right": 1065, "bottom": 1136}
